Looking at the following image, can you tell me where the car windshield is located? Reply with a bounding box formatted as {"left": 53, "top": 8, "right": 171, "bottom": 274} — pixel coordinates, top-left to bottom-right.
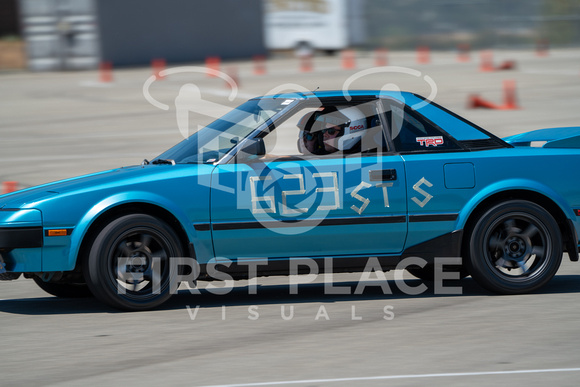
{"left": 154, "top": 98, "right": 295, "bottom": 164}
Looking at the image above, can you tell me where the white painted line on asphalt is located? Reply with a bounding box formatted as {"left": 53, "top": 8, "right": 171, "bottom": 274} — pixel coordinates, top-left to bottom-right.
{"left": 199, "top": 367, "right": 580, "bottom": 387}
{"left": 523, "top": 69, "right": 580, "bottom": 76}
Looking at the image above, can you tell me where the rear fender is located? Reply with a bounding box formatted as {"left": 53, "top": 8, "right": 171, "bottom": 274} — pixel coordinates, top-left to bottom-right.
{"left": 456, "top": 178, "right": 578, "bottom": 238}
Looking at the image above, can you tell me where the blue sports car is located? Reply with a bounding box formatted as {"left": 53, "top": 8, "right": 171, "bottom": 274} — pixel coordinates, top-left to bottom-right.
{"left": 1, "top": 90, "right": 579, "bottom": 310}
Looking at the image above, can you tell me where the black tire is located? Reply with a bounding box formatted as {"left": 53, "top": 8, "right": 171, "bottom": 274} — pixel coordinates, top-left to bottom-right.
{"left": 83, "top": 214, "right": 184, "bottom": 311}
{"left": 467, "top": 200, "right": 562, "bottom": 294}
{"left": 33, "top": 276, "right": 93, "bottom": 298}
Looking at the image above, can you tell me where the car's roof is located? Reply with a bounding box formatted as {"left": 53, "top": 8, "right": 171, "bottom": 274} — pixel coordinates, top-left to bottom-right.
{"left": 255, "top": 90, "right": 419, "bottom": 103}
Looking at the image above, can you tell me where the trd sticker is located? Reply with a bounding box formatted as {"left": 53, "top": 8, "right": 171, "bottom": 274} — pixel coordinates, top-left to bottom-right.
{"left": 416, "top": 136, "right": 444, "bottom": 147}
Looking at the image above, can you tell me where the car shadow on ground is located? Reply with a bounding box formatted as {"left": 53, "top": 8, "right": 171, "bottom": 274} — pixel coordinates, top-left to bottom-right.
{"left": 1, "top": 275, "right": 580, "bottom": 315}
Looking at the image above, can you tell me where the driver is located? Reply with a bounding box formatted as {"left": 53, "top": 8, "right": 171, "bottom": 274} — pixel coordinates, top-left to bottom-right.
{"left": 297, "top": 109, "right": 326, "bottom": 155}
{"left": 319, "top": 106, "right": 368, "bottom": 154}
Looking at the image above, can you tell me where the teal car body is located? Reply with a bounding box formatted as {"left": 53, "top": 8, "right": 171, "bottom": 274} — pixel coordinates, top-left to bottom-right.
{"left": 1, "top": 90, "right": 579, "bottom": 310}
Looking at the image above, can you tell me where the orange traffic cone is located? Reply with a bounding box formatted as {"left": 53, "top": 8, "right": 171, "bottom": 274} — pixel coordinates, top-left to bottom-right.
{"left": 2, "top": 181, "right": 18, "bottom": 194}
{"left": 205, "top": 56, "right": 221, "bottom": 77}
{"left": 152, "top": 58, "right": 166, "bottom": 80}
{"left": 500, "top": 79, "right": 519, "bottom": 110}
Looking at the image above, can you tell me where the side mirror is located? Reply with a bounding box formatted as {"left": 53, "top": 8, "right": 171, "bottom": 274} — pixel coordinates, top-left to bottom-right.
{"left": 242, "top": 137, "right": 265, "bottom": 156}
{"left": 235, "top": 137, "right": 266, "bottom": 163}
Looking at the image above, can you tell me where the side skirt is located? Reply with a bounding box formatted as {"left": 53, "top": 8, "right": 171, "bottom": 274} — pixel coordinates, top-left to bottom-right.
{"left": 197, "top": 230, "right": 464, "bottom": 280}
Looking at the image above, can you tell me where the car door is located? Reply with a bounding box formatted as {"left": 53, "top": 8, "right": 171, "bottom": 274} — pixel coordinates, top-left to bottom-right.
{"left": 383, "top": 97, "right": 469, "bottom": 249}
{"left": 209, "top": 99, "right": 408, "bottom": 261}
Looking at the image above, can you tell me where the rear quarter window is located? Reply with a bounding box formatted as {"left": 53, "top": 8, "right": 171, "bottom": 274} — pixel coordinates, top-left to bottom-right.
{"left": 389, "top": 105, "right": 460, "bottom": 153}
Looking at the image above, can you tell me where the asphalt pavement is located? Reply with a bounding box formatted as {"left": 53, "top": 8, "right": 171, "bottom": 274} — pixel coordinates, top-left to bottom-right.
{"left": 1, "top": 48, "right": 580, "bottom": 386}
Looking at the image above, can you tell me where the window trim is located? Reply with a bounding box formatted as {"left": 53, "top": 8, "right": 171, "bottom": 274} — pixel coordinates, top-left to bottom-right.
{"left": 379, "top": 97, "right": 465, "bottom": 155}
{"left": 225, "top": 96, "right": 394, "bottom": 164}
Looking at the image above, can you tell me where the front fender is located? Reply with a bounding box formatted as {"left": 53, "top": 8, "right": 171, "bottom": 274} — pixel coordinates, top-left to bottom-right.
{"left": 56, "top": 191, "right": 207, "bottom": 271}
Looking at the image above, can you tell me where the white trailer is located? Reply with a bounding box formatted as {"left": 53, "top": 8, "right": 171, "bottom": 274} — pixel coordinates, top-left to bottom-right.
{"left": 263, "top": 0, "right": 366, "bottom": 54}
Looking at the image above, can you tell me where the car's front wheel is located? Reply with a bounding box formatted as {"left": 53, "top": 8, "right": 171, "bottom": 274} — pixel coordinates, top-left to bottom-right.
{"left": 467, "top": 200, "right": 562, "bottom": 294}
{"left": 83, "top": 214, "right": 184, "bottom": 311}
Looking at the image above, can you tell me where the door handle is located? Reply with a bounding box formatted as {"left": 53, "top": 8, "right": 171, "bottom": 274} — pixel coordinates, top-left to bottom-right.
{"left": 369, "top": 169, "right": 397, "bottom": 181}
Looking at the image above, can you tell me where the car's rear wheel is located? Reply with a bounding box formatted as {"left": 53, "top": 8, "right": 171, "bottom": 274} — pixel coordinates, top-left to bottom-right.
{"left": 467, "top": 200, "right": 562, "bottom": 294}
{"left": 33, "top": 276, "right": 92, "bottom": 298}
{"left": 83, "top": 214, "right": 183, "bottom": 311}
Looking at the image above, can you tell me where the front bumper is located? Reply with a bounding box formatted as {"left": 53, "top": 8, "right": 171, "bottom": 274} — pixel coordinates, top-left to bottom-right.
{"left": 0, "top": 227, "right": 43, "bottom": 249}
{"left": 0, "top": 209, "right": 43, "bottom": 273}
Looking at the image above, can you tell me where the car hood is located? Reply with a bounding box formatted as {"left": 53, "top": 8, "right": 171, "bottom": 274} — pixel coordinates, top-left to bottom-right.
{"left": 503, "top": 127, "right": 580, "bottom": 148}
{"left": 0, "top": 164, "right": 212, "bottom": 209}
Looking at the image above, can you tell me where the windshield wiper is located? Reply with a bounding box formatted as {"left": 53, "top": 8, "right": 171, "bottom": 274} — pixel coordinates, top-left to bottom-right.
{"left": 151, "top": 159, "right": 175, "bottom": 165}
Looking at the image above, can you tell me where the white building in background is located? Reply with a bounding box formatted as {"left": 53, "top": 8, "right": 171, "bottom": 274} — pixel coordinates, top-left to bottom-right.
{"left": 263, "top": 0, "right": 366, "bottom": 54}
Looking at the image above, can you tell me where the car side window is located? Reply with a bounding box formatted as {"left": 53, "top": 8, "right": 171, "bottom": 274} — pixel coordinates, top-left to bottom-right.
{"left": 389, "top": 104, "right": 459, "bottom": 152}
{"left": 255, "top": 101, "right": 389, "bottom": 161}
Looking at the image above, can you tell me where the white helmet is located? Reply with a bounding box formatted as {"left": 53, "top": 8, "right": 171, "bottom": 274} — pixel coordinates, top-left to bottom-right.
{"left": 330, "top": 106, "right": 367, "bottom": 151}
